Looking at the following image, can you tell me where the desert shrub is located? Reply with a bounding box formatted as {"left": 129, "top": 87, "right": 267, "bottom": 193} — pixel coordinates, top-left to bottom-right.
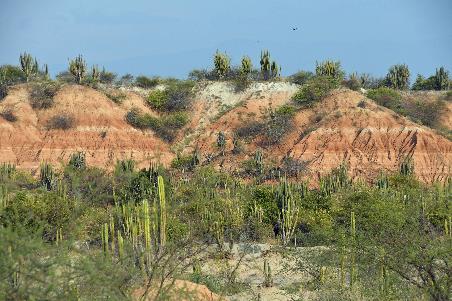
{"left": 235, "top": 121, "right": 265, "bottom": 139}
{"left": 55, "top": 71, "right": 76, "bottom": 84}
{"left": 445, "top": 90, "right": 452, "bottom": 101}
{"left": 117, "top": 73, "right": 134, "bottom": 86}
{"left": 171, "top": 154, "right": 196, "bottom": 170}
{"left": 411, "top": 74, "right": 436, "bottom": 90}
{"left": 385, "top": 64, "right": 410, "bottom": 90}
{"left": 0, "top": 65, "right": 26, "bottom": 85}
{"left": 99, "top": 69, "right": 117, "bottom": 84}
{"left": 292, "top": 76, "right": 338, "bottom": 106}
{"left": 46, "top": 114, "right": 75, "bottom": 130}
{"left": 342, "top": 73, "right": 361, "bottom": 91}
{"left": 366, "top": 87, "right": 403, "bottom": 110}
{"left": 0, "top": 107, "right": 17, "bottom": 122}
{"left": 404, "top": 99, "right": 445, "bottom": 127}
{"left": 0, "top": 84, "right": 7, "bottom": 101}
{"left": 265, "top": 105, "right": 296, "bottom": 145}
{"left": 29, "top": 82, "right": 60, "bottom": 109}
{"left": 125, "top": 108, "right": 188, "bottom": 141}
{"left": 280, "top": 156, "right": 308, "bottom": 177}
{"left": 105, "top": 91, "right": 127, "bottom": 104}
{"left": 135, "top": 76, "right": 160, "bottom": 88}
{"left": 289, "top": 70, "right": 314, "bottom": 85}
{"left": 188, "top": 69, "right": 211, "bottom": 81}
{"left": 147, "top": 90, "right": 167, "bottom": 110}
{"left": 147, "top": 81, "right": 194, "bottom": 112}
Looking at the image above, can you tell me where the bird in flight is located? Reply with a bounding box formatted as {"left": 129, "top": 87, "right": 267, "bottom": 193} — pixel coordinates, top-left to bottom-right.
{"left": 292, "top": 27, "right": 298, "bottom": 31}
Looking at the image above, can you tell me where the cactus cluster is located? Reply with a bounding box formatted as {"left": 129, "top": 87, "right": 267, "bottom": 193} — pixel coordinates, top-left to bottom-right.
{"left": 0, "top": 162, "right": 16, "bottom": 180}
{"left": 92, "top": 65, "right": 100, "bottom": 81}
{"left": 260, "top": 50, "right": 280, "bottom": 80}
{"left": 434, "top": 67, "right": 449, "bottom": 90}
{"left": 400, "top": 157, "right": 414, "bottom": 176}
{"left": 69, "top": 54, "right": 87, "bottom": 84}
{"left": 254, "top": 149, "right": 264, "bottom": 175}
{"left": 213, "top": 51, "right": 230, "bottom": 79}
{"left": 68, "top": 151, "right": 86, "bottom": 170}
{"left": 20, "top": 52, "right": 39, "bottom": 82}
{"left": 240, "top": 56, "right": 252, "bottom": 76}
{"left": 277, "top": 177, "right": 300, "bottom": 245}
{"left": 39, "top": 162, "right": 56, "bottom": 191}
{"left": 217, "top": 131, "right": 226, "bottom": 156}
{"left": 376, "top": 173, "right": 389, "bottom": 189}
{"left": 319, "top": 163, "right": 351, "bottom": 196}
{"left": 386, "top": 64, "right": 410, "bottom": 90}
{"left": 315, "top": 60, "right": 344, "bottom": 81}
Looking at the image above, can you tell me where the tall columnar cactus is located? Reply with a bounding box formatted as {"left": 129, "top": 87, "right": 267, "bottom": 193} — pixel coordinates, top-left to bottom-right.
{"left": 350, "top": 211, "right": 356, "bottom": 287}
{"left": 158, "top": 175, "right": 167, "bottom": 247}
{"left": 240, "top": 56, "right": 252, "bottom": 77}
{"left": 385, "top": 64, "right": 410, "bottom": 90}
{"left": 69, "top": 54, "right": 86, "bottom": 84}
{"left": 435, "top": 67, "right": 449, "bottom": 90}
{"left": 263, "top": 259, "right": 273, "bottom": 287}
{"left": 400, "top": 157, "right": 414, "bottom": 176}
{"left": 92, "top": 65, "right": 100, "bottom": 81}
{"left": 213, "top": 50, "right": 230, "bottom": 79}
{"left": 260, "top": 50, "right": 271, "bottom": 80}
{"left": 143, "top": 200, "right": 151, "bottom": 252}
{"left": 217, "top": 131, "right": 226, "bottom": 156}
{"left": 39, "top": 162, "right": 56, "bottom": 191}
{"left": 101, "top": 223, "right": 109, "bottom": 257}
{"left": 254, "top": 149, "right": 264, "bottom": 175}
{"left": 20, "top": 52, "right": 37, "bottom": 82}
{"left": 270, "top": 61, "right": 280, "bottom": 79}
{"left": 44, "top": 64, "right": 49, "bottom": 80}
{"left": 376, "top": 173, "right": 389, "bottom": 189}
{"left": 315, "top": 60, "right": 344, "bottom": 80}
{"left": 277, "top": 177, "right": 300, "bottom": 245}
{"left": 117, "top": 230, "right": 124, "bottom": 259}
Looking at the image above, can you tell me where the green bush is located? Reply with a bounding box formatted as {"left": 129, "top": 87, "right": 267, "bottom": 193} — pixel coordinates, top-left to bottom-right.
{"left": 135, "top": 75, "right": 160, "bottom": 88}
{"left": 366, "top": 87, "right": 403, "bottom": 111}
{"left": 289, "top": 70, "right": 314, "bottom": 85}
{"left": 445, "top": 90, "right": 452, "bottom": 101}
{"left": 292, "top": 76, "right": 338, "bottom": 105}
{"left": 0, "top": 65, "right": 25, "bottom": 85}
{"left": 55, "top": 71, "right": 76, "bottom": 84}
{"left": 105, "top": 91, "right": 127, "bottom": 104}
{"left": 147, "top": 90, "right": 168, "bottom": 110}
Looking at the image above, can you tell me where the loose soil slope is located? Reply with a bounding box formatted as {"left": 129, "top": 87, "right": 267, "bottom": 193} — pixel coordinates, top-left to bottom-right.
{"left": 0, "top": 84, "right": 173, "bottom": 171}
{"left": 0, "top": 83, "right": 451, "bottom": 182}
{"left": 193, "top": 87, "right": 452, "bottom": 183}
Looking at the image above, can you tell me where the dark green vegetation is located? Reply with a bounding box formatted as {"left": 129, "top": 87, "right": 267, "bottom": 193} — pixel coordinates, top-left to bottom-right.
{"left": 1, "top": 156, "right": 451, "bottom": 300}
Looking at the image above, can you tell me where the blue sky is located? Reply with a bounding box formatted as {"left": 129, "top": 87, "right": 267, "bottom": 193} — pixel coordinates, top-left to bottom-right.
{"left": 1, "top": 0, "right": 451, "bottom": 79}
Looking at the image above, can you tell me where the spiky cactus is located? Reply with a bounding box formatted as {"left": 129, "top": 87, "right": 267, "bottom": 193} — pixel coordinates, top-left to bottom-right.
{"left": 254, "top": 149, "right": 264, "bottom": 175}
{"left": 69, "top": 55, "right": 86, "bottom": 84}
{"left": 400, "top": 157, "right": 414, "bottom": 176}
{"left": 20, "top": 52, "right": 37, "bottom": 82}
{"left": 92, "top": 65, "right": 100, "bottom": 81}
{"left": 271, "top": 61, "right": 280, "bottom": 79}
{"left": 385, "top": 64, "right": 410, "bottom": 90}
{"left": 263, "top": 259, "right": 273, "bottom": 287}
{"left": 44, "top": 64, "right": 49, "bottom": 80}
{"left": 315, "top": 60, "right": 344, "bottom": 81}
{"left": 213, "top": 50, "right": 230, "bottom": 79}
{"left": 240, "top": 56, "right": 252, "bottom": 77}
{"left": 217, "top": 131, "right": 226, "bottom": 156}
{"left": 376, "top": 173, "right": 389, "bottom": 189}
{"left": 39, "top": 162, "right": 56, "bottom": 191}
{"left": 277, "top": 177, "right": 300, "bottom": 245}
{"left": 101, "top": 223, "right": 109, "bottom": 257}
{"left": 434, "top": 67, "right": 449, "bottom": 90}
{"left": 158, "top": 175, "right": 167, "bottom": 247}
{"left": 260, "top": 50, "right": 271, "bottom": 80}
